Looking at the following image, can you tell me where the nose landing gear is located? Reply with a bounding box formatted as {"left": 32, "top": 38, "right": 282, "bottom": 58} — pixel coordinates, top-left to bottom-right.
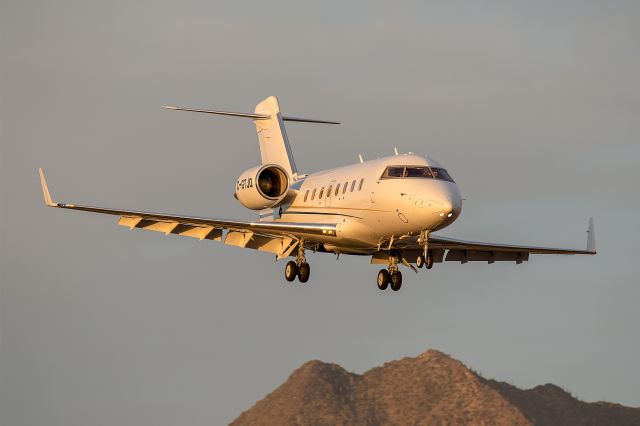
{"left": 377, "top": 255, "right": 402, "bottom": 291}
{"left": 284, "top": 241, "right": 310, "bottom": 283}
{"left": 416, "top": 229, "right": 434, "bottom": 269}
{"left": 416, "top": 250, "right": 433, "bottom": 269}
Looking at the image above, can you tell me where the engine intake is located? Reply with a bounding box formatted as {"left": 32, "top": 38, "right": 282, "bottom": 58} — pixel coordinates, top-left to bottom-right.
{"left": 235, "top": 164, "right": 290, "bottom": 210}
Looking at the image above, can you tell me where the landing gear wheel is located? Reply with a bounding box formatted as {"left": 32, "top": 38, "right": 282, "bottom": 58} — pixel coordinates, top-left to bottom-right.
{"left": 416, "top": 255, "right": 425, "bottom": 268}
{"left": 285, "top": 261, "right": 298, "bottom": 282}
{"left": 390, "top": 271, "right": 403, "bottom": 291}
{"left": 425, "top": 251, "right": 434, "bottom": 269}
{"left": 298, "top": 263, "right": 310, "bottom": 283}
{"left": 377, "top": 269, "right": 390, "bottom": 290}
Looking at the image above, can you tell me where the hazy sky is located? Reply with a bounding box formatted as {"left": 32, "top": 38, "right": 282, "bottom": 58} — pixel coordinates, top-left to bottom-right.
{"left": 2, "top": 1, "right": 639, "bottom": 425}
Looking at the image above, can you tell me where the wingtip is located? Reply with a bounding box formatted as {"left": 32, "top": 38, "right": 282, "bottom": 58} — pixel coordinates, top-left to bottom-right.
{"left": 587, "top": 217, "right": 596, "bottom": 254}
{"left": 162, "top": 105, "right": 177, "bottom": 110}
{"left": 38, "top": 168, "right": 55, "bottom": 207}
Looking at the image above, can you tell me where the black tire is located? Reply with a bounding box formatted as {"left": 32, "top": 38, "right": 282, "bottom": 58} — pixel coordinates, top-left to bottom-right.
{"left": 377, "top": 269, "right": 390, "bottom": 290}
{"left": 390, "top": 271, "right": 402, "bottom": 291}
{"left": 425, "top": 251, "right": 434, "bottom": 269}
{"left": 285, "top": 261, "right": 298, "bottom": 282}
{"left": 416, "top": 255, "right": 425, "bottom": 268}
{"left": 298, "top": 263, "right": 310, "bottom": 283}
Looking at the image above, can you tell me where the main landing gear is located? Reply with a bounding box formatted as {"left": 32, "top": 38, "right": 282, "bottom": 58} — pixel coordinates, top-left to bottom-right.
{"left": 377, "top": 255, "right": 403, "bottom": 291}
{"left": 284, "top": 242, "right": 310, "bottom": 283}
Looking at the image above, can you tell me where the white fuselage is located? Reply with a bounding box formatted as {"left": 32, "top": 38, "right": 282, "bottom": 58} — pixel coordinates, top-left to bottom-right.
{"left": 38, "top": 95, "right": 596, "bottom": 289}
{"left": 264, "top": 154, "right": 462, "bottom": 253}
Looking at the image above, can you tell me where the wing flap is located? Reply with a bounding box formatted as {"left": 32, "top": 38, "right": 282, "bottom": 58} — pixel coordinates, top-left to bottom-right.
{"left": 225, "top": 230, "right": 255, "bottom": 248}
{"left": 174, "top": 225, "right": 221, "bottom": 241}
{"left": 118, "top": 216, "right": 223, "bottom": 240}
{"left": 118, "top": 216, "right": 143, "bottom": 229}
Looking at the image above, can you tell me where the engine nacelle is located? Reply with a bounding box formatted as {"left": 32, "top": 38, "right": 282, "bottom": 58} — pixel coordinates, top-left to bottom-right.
{"left": 235, "top": 164, "right": 291, "bottom": 210}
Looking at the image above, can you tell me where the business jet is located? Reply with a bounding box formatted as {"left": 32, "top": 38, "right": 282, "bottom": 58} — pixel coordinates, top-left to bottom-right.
{"left": 39, "top": 96, "right": 596, "bottom": 291}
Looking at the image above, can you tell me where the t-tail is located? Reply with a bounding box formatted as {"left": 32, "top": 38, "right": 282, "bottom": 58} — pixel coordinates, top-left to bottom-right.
{"left": 163, "top": 96, "right": 338, "bottom": 178}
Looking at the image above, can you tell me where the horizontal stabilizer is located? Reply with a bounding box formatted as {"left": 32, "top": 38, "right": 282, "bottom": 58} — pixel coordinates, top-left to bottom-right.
{"left": 162, "top": 106, "right": 269, "bottom": 119}
{"left": 162, "top": 105, "right": 339, "bottom": 124}
{"left": 280, "top": 116, "right": 340, "bottom": 124}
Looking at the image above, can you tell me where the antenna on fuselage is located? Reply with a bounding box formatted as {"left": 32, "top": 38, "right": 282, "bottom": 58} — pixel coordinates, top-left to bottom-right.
{"left": 358, "top": 154, "right": 364, "bottom": 163}
{"left": 394, "top": 147, "right": 399, "bottom": 155}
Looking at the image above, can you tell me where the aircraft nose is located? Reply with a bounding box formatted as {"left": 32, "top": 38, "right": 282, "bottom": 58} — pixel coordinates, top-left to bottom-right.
{"left": 437, "top": 199, "right": 454, "bottom": 218}
{"left": 435, "top": 186, "right": 462, "bottom": 219}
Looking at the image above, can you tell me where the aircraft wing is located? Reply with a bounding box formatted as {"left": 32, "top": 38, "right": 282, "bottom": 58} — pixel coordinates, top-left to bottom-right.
{"left": 39, "top": 169, "right": 334, "bottom": 258}
{"left": 391, "top": 220, "right": 595, "bottom": 264}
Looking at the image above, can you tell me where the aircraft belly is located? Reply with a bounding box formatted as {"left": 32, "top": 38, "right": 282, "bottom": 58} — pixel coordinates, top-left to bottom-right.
{"left": 336, "top": 222, "right": 377, "bottom": 246}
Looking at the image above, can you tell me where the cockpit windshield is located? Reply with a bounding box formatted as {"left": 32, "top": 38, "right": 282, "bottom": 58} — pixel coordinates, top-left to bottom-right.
{"left": 430, "top": 167, "right": 454, "bottom": 182}
{"left": 381, "top": 166, "right": 454, "bottom": 182}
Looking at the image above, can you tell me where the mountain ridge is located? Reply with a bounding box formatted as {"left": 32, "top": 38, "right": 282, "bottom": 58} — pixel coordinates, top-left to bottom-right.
{"left": 231, "top": 349, "right": 640, "bottom": 426}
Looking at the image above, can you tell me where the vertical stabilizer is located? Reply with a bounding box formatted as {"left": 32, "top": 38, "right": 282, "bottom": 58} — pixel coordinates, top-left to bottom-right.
{"left": 254, "top": 96, "right": 297, "bottom": 176}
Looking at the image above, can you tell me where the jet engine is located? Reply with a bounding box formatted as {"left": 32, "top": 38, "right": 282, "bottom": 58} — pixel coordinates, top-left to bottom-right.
{"left": 234, "top": 164, "right": 291, "bottom": 210}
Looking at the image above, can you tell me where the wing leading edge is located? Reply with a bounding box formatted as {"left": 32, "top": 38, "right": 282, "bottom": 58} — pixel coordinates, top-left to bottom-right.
{"left": 38, "top": 169, "right": 336, "bottom": 258}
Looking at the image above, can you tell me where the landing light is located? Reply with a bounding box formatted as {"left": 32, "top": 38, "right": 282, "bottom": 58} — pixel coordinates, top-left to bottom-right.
{"left": 447, "top": 213, "right": 453, "bottom": 218}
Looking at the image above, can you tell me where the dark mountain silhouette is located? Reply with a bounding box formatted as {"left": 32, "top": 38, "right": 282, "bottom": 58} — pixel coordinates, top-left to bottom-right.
{"left": 231, "top": 349, "right": 640, "bottom": 426}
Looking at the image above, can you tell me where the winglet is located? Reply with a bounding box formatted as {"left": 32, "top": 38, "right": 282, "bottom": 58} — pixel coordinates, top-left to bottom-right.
{"left": 38, "top": 168, "right": 56, "bottom": 207}
{"left": 587, "top": 217, "right": 596, "bottom": 254}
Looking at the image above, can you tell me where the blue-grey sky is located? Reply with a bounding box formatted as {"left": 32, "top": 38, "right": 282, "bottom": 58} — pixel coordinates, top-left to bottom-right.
{"left": 2, "top": 1, "right": 639, "bottom": 425}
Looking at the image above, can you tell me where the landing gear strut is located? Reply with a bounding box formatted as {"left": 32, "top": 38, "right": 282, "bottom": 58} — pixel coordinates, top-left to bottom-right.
{"left": 284, "top": 241, "right": 311, "bottom": 283}
{"left": 377, "top": 255, "right": 402, "bottom": 291}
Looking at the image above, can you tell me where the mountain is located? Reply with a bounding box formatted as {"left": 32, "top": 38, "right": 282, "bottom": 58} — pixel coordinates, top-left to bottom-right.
{"left": 231, "top": 349, "right": 640, "bottom": 426}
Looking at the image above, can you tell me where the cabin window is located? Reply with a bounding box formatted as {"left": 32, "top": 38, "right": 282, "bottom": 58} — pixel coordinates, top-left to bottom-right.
{"left": 358, "top": 178, "right": 364, "bottom": 190}
{"left": 335, "top": 184, "right": 340, "bottom": 196}
{"left": 311, "top": 188, "right": 316, "bottom": 200}
{"left": 304, "top": 190, "right": 309, "bottom": 202}
{"left": 319, "top": 187, "right": 325, "bottom": 199}
{"left": 342, "top": 182, "right": 348, "bottom": 194}
{"left": 327, "top": 185, "right": 332, "bottom": 197}
{"left": 350, "top": 180, "right": 356, "bottom": 192}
